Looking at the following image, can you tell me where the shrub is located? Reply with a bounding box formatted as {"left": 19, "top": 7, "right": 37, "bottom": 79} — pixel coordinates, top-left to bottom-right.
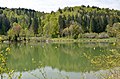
{"left": 98, "top": 32, "right": 109, "bottom": 39}
{"left": 106, "top": 23, "right": 120, "bottom": 37}
{"left": 83, "top": 33, "right": 98, "bottom": 38}
{"left": 78, "top": 33, "right": 83, "bottom": 38}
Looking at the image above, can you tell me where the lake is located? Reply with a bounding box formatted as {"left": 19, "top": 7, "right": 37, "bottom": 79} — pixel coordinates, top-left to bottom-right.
{"left": 0, "top": 42, "right": 120, "bottom": 79}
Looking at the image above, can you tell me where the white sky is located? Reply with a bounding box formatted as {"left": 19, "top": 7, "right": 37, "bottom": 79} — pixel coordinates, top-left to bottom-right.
{"left": 0, "top": 0, "right": 120, "bottom": 12}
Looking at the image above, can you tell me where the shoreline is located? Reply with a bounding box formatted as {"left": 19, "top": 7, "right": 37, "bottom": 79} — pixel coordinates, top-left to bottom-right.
{"left": 1, "top": 37, "right": 118, "bottom": 44}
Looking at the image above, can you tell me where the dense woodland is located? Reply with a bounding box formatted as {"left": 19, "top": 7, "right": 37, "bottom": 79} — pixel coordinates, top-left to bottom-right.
{"left": 0, "top": 5, "right": 120, "bottom": 40}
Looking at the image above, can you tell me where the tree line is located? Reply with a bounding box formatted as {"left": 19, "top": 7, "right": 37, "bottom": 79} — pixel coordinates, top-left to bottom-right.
{"left": 0, "top": 5, "right": 120, "bottom": 40}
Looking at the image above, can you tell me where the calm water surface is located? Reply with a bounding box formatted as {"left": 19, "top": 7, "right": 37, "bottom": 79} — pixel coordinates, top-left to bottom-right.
{"left": 0, "top": 42, "right": 120, "bottom": 79}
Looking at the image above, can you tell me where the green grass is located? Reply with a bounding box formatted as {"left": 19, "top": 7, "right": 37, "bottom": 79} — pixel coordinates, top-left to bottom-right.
{"left": 1, "top": 36, "right": 119, "bottom": 43}
{"left": 75, "top": 38, "right": 118, "bottom": 43}
{"left": 50, "top": 37, "right": 118, "bottom": 43}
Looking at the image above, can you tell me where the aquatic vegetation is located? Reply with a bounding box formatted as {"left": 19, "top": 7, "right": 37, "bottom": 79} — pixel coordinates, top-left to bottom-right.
{"left": 0, "top": 47, "right": 11, "bottom": 78}
{"left": 89, "top": 48, "right": 120, "bottom": 79}
{"left": 90, "top": 49, "right": 120, "bottom": 68}
{"left": 0, "top": 47, "right": 9, "bottom": 73}
{"left": 0, "top": 47, "right": 22, "bottom": 79}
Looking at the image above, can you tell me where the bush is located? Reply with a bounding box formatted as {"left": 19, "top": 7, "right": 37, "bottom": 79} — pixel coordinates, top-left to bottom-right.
{"left": 78, "top": 33, "right": 83, "bottom": 38}
{"left": 116, "top": 32, "right": 120, "bottom": 39}
{"left": 83, "top": 33, "right": 98, "bottom": 38}
{"left": 106, "top": 23, "right": 120, "bottom": 37}
{"left": 97, "top": 32, "right": 109, "bottom": 39}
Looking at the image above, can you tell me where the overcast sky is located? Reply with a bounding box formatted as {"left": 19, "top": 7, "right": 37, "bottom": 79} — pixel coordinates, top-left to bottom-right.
{"left": 0, "top": 0, "right": 120, "bottom": 12}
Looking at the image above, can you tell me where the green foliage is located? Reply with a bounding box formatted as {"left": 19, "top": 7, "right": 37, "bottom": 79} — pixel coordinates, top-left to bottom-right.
{"left": 62, "top": 22, "right": 83, "bottom": 38}
{"left": 83, "top": 33, "right": 98, "bottom": 38}
{"left": 90, "top": 48, "right": 120, "bottom": 79}
{"left": 0, "top": 47, "right": 11, "bottom": 75}
{"left": 97, "top": 32, "right": 109, "bottom": 39}
{"left": 0, "top": 36, "right": 3, "bottom": 42}
{"left": 42, "top": 6, "right": 120, "bottom": 38}
{"left": 0, "top": 14, "right": 10, "bottom": 35}
{"left": 12, "top": 22, "right": 22, "bottom": 35}
{"left": 106, "top": 23, "right": 120, "bottom": 37}
{"left": 0, "top": 46, "right": 23, "bottom": 79}
{"left": 42, "top": 14, "right": 59, "bottom": 38}
{"left": 0, "top": 7, "right": 42, "bottom": 37}
{"left": 0, "top": 6, "right": 120, "bottom": 38}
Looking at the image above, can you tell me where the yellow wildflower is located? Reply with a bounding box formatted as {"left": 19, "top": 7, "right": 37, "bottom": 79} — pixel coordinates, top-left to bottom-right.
{"left": 0, "top": 37, "right": 3, "bottom": 41}
{"left": 6, "top": 47, "right": 10, "bottom": 52}
{"left": 113, "top": 42, "right": 116, "bottom": 46}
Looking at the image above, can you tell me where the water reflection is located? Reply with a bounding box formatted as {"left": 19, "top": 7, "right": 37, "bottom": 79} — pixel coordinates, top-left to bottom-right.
{"left": 1, "top": 66, "right": 109, "bottom": 79}
{"left": 0, "top": 42, "right": 120, "bottom": 79}
{"left": 20, "top": 66, "right": 109, "bottom": 79}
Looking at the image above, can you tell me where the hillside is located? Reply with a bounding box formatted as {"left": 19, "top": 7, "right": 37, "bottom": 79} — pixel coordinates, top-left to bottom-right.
{"left": 0, "top": 5, "right": 120, "bottom": 39}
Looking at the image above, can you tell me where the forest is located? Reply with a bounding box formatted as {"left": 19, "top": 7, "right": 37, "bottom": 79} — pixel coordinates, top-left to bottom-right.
{"left": 0, "top": 5, "right": 120, "bottom": 41}
{"left": 0, "top": 5, "right": 120, "bottom": 79}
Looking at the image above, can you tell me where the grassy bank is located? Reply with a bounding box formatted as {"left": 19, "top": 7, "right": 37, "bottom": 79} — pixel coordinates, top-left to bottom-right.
{"left": 34, "top": 37, "right": 118, "bottom": 43}
{"left": 50, "top": 37, "right": 117, "bottom": 43}
{"left": 0, "top": 35, "right": 119, "bottom": 43}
